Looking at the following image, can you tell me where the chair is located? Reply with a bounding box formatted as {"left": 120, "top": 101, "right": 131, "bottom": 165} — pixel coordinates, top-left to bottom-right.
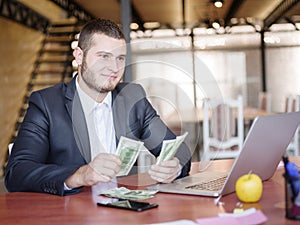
{"left": 202, "top": 95, "right": 244, "bottom": 161}
{"left": 286, "top": 95, "right": 300, "bottom": 156}
{"left": 258, "top": 91, "right": 272, "bottom": 112}
{"left": 285, "top": 95, "right": 297, "bottom": 113}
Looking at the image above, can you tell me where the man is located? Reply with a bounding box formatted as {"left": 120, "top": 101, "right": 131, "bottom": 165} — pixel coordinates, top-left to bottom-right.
{"left": 5, "top": 18, "right": 191, "bottom": 196}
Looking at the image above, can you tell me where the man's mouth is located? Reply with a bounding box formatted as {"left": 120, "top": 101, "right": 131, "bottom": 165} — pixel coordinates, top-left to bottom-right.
{"left": 101, "top": 74, "right": 118, "bottom": 79}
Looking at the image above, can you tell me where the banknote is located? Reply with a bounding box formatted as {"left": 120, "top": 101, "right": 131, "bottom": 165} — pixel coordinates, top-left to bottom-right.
{"left": 156, "top": 132, "right": 188, "bottom": 164}
{"left": 101, "top": 187, "right": 158, "bottom": 200}
{"left": 116, "top": 136, "right": 144, "bottom": 176}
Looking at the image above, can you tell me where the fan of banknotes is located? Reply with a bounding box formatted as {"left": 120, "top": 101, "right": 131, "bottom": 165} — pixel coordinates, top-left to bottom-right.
{"left": 101, "top": 187, "right": 158, "bottom": 200}
{"left": 116, "top": 132, "right": 188, "bottom": 177}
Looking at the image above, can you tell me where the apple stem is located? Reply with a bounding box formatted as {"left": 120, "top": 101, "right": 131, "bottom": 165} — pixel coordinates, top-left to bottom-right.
{"left": 248, "top": 170, "right": 252, "bottom": 180}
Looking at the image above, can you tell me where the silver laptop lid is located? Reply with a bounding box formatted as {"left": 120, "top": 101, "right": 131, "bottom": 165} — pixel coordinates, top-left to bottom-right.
{"left": 221, "top": 111, "right": 300, "bottom": 196}
{"left": 148, "top": 111, "right": 300, "bottom": 197}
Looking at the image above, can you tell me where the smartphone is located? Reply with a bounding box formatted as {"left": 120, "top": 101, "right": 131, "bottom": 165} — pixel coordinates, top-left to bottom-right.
{"left": 97, "top": 199, "right": 158, "bottom": 212}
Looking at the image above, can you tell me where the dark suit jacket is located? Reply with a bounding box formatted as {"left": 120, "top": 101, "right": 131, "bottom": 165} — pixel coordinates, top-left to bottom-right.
{"left": 5, "top": 76, "right": 191, "bottom": 196}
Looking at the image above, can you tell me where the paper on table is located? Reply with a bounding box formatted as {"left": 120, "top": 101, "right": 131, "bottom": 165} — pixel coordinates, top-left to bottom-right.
{"left": 145, "top": 220, "right": 198, "bottom": 225}
{"left": 196, "top": 208, "right": 268, "bottom": 225}
{"left": 196, "top": 217, "right": 240, "bottom": 225}
{"left": 144, "top": 208, "right": 267, "bottom": 225}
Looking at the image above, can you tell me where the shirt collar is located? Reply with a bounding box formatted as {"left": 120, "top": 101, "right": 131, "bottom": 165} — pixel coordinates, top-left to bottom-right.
{"left": 75, "top": 76, "right": 112, "bottom": 115}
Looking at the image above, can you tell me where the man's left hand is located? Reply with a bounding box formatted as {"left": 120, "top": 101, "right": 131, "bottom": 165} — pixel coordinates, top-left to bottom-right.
{"left": 148, "top": 157, "right": 180, "bottom": 183}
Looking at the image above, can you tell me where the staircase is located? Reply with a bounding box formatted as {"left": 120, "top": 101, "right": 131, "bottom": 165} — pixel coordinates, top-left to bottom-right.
{"left": 11, "top": 19, "right": 81, "bottom": 142}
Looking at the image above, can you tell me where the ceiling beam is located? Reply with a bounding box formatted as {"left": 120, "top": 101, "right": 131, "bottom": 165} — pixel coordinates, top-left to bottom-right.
{"left": 50, "top": 0, "right": 95, "bottom": 22}
{"left": 264, "top": 0, "right": 300, "bottom": 30}
{"left": 284, "top": 16, "right": 299, "bottom": 30}
{"left": 224, "top": 0, "right": 244, "bottom": 26}
{"left": 0, "top": 0, "right": 49, "bottom": 32}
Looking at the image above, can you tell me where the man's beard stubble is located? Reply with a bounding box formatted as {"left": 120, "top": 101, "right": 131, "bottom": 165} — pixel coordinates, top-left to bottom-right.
{"left": 81, "top": 59, "right": 118, "bottom": 94}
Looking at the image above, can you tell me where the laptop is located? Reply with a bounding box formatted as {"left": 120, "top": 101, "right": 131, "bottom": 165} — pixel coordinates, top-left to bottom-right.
{"left": 147, "top": 111, "right": 300, "bottom": 197}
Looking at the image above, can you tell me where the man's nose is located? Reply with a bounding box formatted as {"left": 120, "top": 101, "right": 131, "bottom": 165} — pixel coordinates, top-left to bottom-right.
{"left": 107, "top": 59, "right": 119, "bottom": 72}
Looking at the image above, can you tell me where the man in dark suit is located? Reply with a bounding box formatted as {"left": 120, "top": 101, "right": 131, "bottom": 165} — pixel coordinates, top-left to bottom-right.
{"left": 5, "top": 18, "right": 191, "bottom": 196}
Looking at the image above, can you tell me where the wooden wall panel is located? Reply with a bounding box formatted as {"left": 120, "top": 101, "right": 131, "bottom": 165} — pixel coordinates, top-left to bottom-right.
{"left": 0, "top": 18, "right": 44, "bottom": 176}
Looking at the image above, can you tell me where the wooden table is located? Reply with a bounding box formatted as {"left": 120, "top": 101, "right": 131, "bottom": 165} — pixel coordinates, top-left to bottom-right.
{"left": 0, "top": 158, "right": 299, "bottom": 225}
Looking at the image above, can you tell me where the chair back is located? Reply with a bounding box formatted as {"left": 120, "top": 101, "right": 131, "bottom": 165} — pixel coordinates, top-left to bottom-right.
{"left": 211, "top": 103, "right": 235, "bottom": 142}
{"left": 202, "top": 95, "right": 244, "bottom": 161}
{"left": 285, "top": 95, "right": 296, "bottom": 113}
{"left": 286, "top": 95, "right": 300, "bottom": 155}
{"left": 258, "top": 92, "right": 272, "bottom": 112}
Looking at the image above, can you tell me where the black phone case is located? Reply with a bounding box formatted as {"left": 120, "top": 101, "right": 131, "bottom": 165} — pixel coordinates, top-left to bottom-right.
{"left": 97, "top": 200, "right": 158, "bottom": 212}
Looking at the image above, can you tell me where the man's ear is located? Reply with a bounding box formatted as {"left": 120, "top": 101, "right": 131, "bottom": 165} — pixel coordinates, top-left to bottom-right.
{"left": 73, "top": 47, "right": 83, "bottom": 66}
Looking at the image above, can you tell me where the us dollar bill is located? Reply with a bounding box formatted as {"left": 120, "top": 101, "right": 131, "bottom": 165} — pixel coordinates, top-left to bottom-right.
{"left": 101, "top": 187, "right": 158, "bottom": 200}
{"left": 156, "top": 132, "right": 188, "bottom": 164}
{"left": 116, "top": 136, "right": 144, "bottom": 176}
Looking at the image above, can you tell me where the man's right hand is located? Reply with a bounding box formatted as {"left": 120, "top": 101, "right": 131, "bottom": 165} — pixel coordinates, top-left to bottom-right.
{"left": 65, "top": 153, "right": 122, "bottom": 188}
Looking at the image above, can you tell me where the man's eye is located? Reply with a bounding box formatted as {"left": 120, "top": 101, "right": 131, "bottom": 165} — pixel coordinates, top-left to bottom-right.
{"left": 117, "top": 56, "right": 126, "bottom": 62}
{"left": 100, "top": 54, "right": 111, "bottom": 59}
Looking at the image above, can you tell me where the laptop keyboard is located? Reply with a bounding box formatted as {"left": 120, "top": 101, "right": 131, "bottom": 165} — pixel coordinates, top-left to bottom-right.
{"left": 185, "top": 175, "right": 227, "bottom": 192}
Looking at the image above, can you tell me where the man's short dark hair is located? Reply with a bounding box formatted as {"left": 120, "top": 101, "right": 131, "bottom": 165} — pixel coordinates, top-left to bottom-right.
{"left": 78, "top": 18, "right": 125, "bottom": 54}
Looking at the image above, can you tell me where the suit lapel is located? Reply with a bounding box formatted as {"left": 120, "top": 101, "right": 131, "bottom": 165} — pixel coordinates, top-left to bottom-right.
{"left": 112, "top": 90, "right": 127, "bottom": 145}
{"left": 65, "top": 77, "right": 91, "bottom": 163}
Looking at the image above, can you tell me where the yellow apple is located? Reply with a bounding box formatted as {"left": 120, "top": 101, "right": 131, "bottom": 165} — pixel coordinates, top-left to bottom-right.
{"left": 235, "top": 173, "right": 263, "bottom": 203}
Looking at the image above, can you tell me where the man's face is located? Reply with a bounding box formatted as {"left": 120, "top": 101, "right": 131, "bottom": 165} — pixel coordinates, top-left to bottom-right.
{"left": 79, "top": 33, "right": 127, "bottom": 95}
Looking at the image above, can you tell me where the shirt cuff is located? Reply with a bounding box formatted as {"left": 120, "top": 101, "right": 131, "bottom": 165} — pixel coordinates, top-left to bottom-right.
{"left": 178, "top": 164, "right": 183, "bottom": 176}
{"left": 64, "top": 182, "right": 73, "bottom": 191}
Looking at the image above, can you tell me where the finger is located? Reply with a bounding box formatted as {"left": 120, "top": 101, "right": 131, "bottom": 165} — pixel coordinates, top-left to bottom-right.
{"left": 149, "top": 165, "right": 180, "bottom": 177}
{"left": 87, "top": 163, "right": 115, "bottom": 183}
{"left": 150, "top": 159, "right": 179, "bottom": 174}
{"left": 149, "top": 164, "right": 180, "bottom": 183}
{"left": 101, "top": 159, "right": 121, "bottom": 172}
{"left": 159, "top": 157, "right": 179, "bottom": 167}
{"left": 90, "top": 154, "right": 121, "bottom": 178}
{"left": 93, "top": 154, "right": 121, "bottom": 170}
{"left": 98, "top": 174, "right": 112, "bottom": 183}
{"left": 95, "top": 153, "right": 122, "bottom": 165}
{"left": 150, "top": 165, "right": 176, "bottom": 175}
{"left": 149, "top": 170, "right": 178, "bottom": 183}
{"left": 99, "top": 165, "right": 119, "bottom": 178}
{"left": 109, "top": 154, "right": 122, "bottom": 165}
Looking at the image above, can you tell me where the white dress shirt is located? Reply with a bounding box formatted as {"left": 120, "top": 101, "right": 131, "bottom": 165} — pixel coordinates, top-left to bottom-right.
{"left": 75, "top": 78, "right": 117, "bottom": 159}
